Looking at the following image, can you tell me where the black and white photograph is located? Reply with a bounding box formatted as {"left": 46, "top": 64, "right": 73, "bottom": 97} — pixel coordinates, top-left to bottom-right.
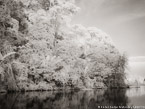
{"left": 0, "top": 0, "right": 145, "bottom": 109}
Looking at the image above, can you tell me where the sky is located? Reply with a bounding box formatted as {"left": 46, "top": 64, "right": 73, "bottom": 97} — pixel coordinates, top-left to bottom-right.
{"left": 72, "top": 0, "right": 145, "bottom": 57}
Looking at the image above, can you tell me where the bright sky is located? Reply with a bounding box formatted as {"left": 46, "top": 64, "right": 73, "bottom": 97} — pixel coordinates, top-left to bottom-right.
{"left": 72, "top": 0, "right": 145, "bottom": 57}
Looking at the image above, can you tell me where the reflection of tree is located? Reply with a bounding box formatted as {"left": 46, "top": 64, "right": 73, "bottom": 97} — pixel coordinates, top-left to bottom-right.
{"left": 0, "top": 93, "right": 19, "bottom": 109}
{"left": 0, "top": 89, "right": 129, "bottom": 109}
{"left": 104, "top": 89, "right": 129, "bottom": 107}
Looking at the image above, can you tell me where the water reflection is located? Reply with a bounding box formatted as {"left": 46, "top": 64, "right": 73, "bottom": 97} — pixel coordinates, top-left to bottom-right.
{"left": 126, "top": 86, "right": 145, "bottom": 106}
{"left": 0, "top": 87, "right": 144, "bottom": 109}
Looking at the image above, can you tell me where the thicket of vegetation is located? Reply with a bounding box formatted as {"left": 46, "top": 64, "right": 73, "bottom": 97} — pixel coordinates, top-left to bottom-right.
{"left": 0, "top": 0, "right": 127, "bottom": 92}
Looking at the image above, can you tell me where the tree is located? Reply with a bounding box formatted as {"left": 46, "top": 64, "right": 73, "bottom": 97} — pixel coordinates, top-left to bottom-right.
{"left": 0, "top": 0, "right": 28, "bottom": 91}
{"left": 0, "top": 0, "right": 128, "bottom": 91}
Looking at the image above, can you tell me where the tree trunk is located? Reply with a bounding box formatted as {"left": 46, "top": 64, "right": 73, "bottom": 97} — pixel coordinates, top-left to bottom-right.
{"left": 4, "top": 64, "right": 19, "bottom": 91}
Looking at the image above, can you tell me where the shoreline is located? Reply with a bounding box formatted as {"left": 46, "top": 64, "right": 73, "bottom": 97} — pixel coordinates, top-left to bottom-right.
{"left": 0, "top": 86, "right": 132, "bottom": 94}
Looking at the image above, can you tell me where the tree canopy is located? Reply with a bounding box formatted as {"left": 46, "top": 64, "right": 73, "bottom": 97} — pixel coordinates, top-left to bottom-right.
{"left": 0, "top": 0, "right": 128, "bottom": 91}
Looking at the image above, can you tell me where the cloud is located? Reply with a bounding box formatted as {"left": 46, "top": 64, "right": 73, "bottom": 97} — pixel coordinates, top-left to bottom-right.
{"left": 129, "top": 56, "right": 145, "bottom": 62}
{"left": 126, "top": 58, "right": 145, "bottom": 84}
{"left": 73, "top": 0, "right": 145, "bottom": 56}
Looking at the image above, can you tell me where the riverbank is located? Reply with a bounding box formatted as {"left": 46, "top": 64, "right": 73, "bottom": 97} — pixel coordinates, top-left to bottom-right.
{"left": 0, "top": 86, "right": 107, "bottom": 93}
{"left": 1, "top": 84, "right": 131, "bottom": 93}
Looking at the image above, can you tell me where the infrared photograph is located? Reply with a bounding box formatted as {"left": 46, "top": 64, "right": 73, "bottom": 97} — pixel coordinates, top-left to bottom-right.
{"left": 0, "top": 0, "right": 145, "bottom": 109}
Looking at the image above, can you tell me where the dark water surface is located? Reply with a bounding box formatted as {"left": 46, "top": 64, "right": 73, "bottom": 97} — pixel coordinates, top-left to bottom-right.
{"left": 0, "top": 87, "right": 145, "bottom": 109}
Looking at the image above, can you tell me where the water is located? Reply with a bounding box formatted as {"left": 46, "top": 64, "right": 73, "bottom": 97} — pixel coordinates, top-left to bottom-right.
{"left": 0, "top": 87, "right": 145, "bottom": 109}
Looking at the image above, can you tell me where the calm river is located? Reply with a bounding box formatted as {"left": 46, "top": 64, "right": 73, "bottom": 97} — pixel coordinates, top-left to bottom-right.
{"left": 0, "top": 86, "right": 145, "bottom": 109}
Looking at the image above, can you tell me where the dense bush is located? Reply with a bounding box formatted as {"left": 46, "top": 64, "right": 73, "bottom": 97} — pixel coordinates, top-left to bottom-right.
{"left": 0, "top": 0, "right": 127, "bottom": 91}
